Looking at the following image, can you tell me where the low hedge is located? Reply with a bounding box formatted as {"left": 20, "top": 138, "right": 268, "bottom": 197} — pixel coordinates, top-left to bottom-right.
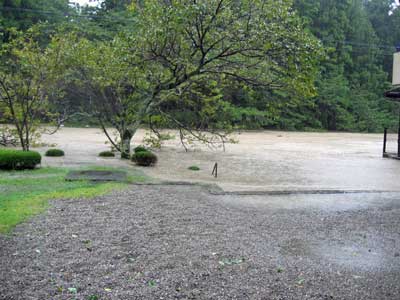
{"left": 134, "top": 145, "right": 147, "bottom": 153}
{"left": 99, "top": 151, "right": 115, "bottom": 157}
{"left": 131, "top": 150, "right": 157, "bottom": 166}
{"left": 0, "top": 149, "right": 42, "bottom": 170}
{"left": 45, "top": 149, "right": 65, "bottom": 157}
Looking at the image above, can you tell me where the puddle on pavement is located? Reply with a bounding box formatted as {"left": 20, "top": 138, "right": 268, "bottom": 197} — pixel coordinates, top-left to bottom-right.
{"left": 279, "top": 237, "right": 396, "bottom": 271}
{"left": 315, "top": 242, "right": 386, "bottom": 271}
{"left": 217, "top": 192, "right": 400, "bottom": 212}
{"left": 279, "top": 238, "right": 313, "bottom": 256}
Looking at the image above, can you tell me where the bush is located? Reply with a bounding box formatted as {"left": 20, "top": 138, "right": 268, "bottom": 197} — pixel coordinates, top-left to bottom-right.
{"left": 134, "top": 145, "right": 147, "bottom": 153}
{"left": 188, "top": 165, "right": 200, "bottom": 171}
{"left": 131, "top": 150, "right": 157, "bottom": 166}
{"left": 99, "top": 151, "right": 115, "bottom": 157}
{"left": 0, "top": 149, "right": 41, "bottom": 170}
{"left": 45, "top": 149, "right": 65, "bottom": 157}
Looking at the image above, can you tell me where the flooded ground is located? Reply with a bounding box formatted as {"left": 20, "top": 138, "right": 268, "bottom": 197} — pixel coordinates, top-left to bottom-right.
{"left": 39, "top": 127, "right": 400, "bottom": 192}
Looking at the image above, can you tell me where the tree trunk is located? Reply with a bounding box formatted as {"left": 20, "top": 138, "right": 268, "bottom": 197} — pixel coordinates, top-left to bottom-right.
{"left": 24, "top": 127, "right": 30, "bottom": 151}
{"left": 18, "top": 129, "right": 28, "bottom": 151}
{"left": 120, "top": 129, "right": 133, "bottom": 159}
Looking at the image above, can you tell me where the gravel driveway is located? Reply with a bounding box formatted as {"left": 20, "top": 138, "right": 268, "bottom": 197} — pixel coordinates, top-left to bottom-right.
{"left": 1, "top": 185, "right": 400, "bottom": 299}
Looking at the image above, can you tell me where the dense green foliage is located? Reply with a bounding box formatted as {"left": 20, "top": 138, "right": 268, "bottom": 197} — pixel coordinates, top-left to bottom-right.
{"left": 0, "top": 0, "right": 73, "bottom": 37}
{"left": 54, "top": 0, "right": 321, "bottom": 157}
{"left": 45, "top": 149, "right": 65, "bottom": 157}
{"left": 0, "top": 27, "right": 66, "bottom": 151}
{"left": 0, "top": 0, "right": 399, "bottom": 137}
{"left": 69, "top": 0, "right": 399, "bottom": 133}
{"left": 134, "top": 146, "right": 147, "bottom": 153}
{"left": 131, "top": 150, "right": 158, "bottom": 166}
{"left": 289, "top": 0, "right": 400, "bottom": 132}
{"left": 0, "top": 149, "right": 41, "bottom": 169}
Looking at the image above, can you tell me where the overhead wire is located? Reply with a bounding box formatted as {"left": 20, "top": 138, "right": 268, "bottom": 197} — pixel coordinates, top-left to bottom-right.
{"left": 0, "top": 6, "right": 133, "bottom": 22}
{"left": 0, "top": 5, "right": 397, "bottom": 55}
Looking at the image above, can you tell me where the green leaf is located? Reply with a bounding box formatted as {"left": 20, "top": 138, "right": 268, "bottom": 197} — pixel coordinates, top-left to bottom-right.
{"left": 148, "top": 280, "right": 156, "bottom": 287}
{"left": 218, "top": 257, "right": 245, "bottom": 266}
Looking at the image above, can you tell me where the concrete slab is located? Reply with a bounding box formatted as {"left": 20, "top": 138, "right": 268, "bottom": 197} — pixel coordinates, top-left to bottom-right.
{"left": 65, "top": 170, "right": 127, "bottom": 182}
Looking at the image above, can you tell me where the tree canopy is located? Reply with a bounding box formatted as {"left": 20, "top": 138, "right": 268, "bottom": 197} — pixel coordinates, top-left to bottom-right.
{"left": 1, "top": 0, "right": 400, "bottom": 153}
{"left": 55, "top": 0, "right": 321, "bottom": 156}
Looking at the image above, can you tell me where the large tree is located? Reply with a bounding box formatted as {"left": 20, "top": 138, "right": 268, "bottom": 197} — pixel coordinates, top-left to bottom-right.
{"left": 0, "top": 28, "right": 64, "bottom": 151}
{"left": 59, "top": 0, "right": 321, "bottom": 158}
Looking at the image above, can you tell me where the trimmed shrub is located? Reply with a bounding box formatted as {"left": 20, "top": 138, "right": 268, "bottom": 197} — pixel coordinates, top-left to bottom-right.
{"left": 0, "top": 149, "right": 41, "bottom": 170}
{"left": 45, "top": 149, "right": 65, "bottom": 157}
{"left": 99, "top": 151, "right": 115, "bottom": 157}
{"left": 134, "top": 145, "right": 147, "bottom": 153}
{"left": 131, "top": 150, "right": 157, "bottom": 166}
{"left": 131, "top": 153, "right": 138, "bottom": 162}
{"left": 188, "top": 165, "right": 200, "bottom": 171}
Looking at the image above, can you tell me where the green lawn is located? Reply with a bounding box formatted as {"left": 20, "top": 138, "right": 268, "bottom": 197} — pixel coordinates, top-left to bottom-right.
{"left": 0, "top": 166, "right": 148, "bottom": 233}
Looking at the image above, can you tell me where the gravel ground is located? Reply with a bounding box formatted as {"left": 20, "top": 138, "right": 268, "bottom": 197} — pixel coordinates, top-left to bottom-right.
{"left": 1, "top": 185, "right": 400, "bottom": 300}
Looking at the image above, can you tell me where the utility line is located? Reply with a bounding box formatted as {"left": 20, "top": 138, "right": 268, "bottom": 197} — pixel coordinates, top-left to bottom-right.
{"left": 322, "top": 39, "right": 395, "bottom": 50}
{"left": 0, "top": 6, "right": 133, "bottom": 21}
{"left": 0, "top": 6, "right": 397, "bottom": 53}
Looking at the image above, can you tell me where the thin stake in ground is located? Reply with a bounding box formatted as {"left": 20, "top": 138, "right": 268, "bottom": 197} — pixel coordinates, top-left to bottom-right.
{"left": 212, "top": 162, "right": 218, "bottom": 178}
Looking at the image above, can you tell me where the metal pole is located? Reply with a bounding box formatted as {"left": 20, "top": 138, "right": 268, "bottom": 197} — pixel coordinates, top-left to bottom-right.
{"left": 212, "top": 162, "right": 218, "bottom": 178}
{"left": 383, "top": 128, "right": 387, "bottom": 156}
{"left": 398, "top": 109, "right": 400, "bottom": 157}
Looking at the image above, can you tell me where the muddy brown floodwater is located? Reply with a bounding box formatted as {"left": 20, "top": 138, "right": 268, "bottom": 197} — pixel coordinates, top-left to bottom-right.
{"left": 39, "top": 127, "right": 400, "bottom": 192}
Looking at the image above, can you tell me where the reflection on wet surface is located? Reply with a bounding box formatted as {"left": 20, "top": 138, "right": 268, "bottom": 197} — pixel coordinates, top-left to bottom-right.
{"left": 316, "top": 242, "right": 386, "bottom": 270}
{"left": 217, "top": 191, "right": 400, "bottom": 272}
{"left": 216, "top": 192, "right": 400, "bottom": 212}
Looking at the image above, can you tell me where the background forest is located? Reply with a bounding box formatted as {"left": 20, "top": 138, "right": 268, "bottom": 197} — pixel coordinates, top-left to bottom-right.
{"left": 0, "top": 0, "right": 399, "bottom": 133}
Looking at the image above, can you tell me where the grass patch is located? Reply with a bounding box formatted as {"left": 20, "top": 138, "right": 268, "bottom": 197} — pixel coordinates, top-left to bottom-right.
{"left": 0, "top": 166, "right": 149, "bottom": 233}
